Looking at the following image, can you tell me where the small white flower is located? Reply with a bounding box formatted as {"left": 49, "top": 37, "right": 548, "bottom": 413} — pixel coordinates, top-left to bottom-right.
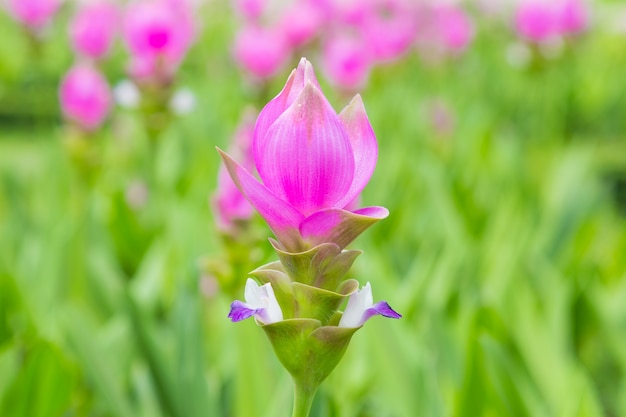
{"left": 228, "top": 278, "right": 283, "bottom": 324}
{"left": 113, "top": 79, "right": 141, "bottom": 109}
{"left": 339, "top": 282, "right": 401, "bottom": 328}
{"left": 170, "top": 87, "right": 196, "bottom": 115}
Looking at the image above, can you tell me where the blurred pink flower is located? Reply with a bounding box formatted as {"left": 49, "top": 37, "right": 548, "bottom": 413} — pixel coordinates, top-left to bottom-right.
{"left": 559, "top": 0, "right": 588, "bottom": 35}
{"left": 515, "top": 1, "right": 558, "bottom": 43}
{"left": 233, "top": 0, "right": 266, "bottom": 20}
{"left": 515, "top": 0, "right": 588, "bottom": 43}
{"left": 122, "top": 0, "right": 194, "bottom": 80}
{"left": 430, "top": 4, "right": 475, "bottom": 53}
{"left": 358, "top": 0, "right": 417, "bottom": 62}
{"left": 277, "top": 0, "right": 327, "bottom": 48}
{"left": 322, "top": 32, "right": 371, "bottom": 90}
{"left": 332, "top": 0, "right": 369, "bottom": 25}
{"left": 59, "top": 64, "right": 112, "bottom": 131}
{"left": 70, "top": 1, "right": 119, "bottom": 60}
{"left": 233, "top": 25, "right": 290, "bottom": 79}
{"left": 213, "top": 111, "right": 256, "bottom": 232}
{"left": 6, "top": 0, "right": 60, "bottom": 29}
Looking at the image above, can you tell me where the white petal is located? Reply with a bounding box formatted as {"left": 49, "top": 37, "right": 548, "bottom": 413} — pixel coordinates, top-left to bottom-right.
{"left": 114, "top": 80, "right": 140, "bottom": 109}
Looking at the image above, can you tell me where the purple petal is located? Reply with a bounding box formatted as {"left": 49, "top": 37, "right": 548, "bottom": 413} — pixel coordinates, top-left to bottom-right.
{"left": 256, "top": 82, "right": 355, "bottom": 216}
{"left": 336, "top": 94, "right": 378, "bottom": 209}
{"left": 228, "top": 300, "right": 261, "bottom": 322}
{"left": 361, "top": 301, "right": 402, "bottom": 324}
{"left": 217, "top": 148, "right": 304, "bottom": 247}
{"left": 300, "top": 206, "right": 389, "bottom": 249}
{"left": 254, "top": 58, "right": 320, "bottom": 172}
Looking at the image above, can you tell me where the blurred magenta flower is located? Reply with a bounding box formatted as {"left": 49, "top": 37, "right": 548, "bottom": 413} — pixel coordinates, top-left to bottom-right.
{"left": 322, "top": 32, "right": 371, "bottom": 90}
{"left": 70, "top": 1, "right": 119, "bottom": 60}
{"left": 233, "top": 0, "right": 266, "bottom": 20}
{"left": 338, "top": 282, "right": 401, "bottom": 328}
{"left": 277, "top": 0, "right": 327, "bottom": 48}
{"left": 233, "top": 24, "right": 290, "bottom": 79}
{"left": 515, "top": 0, "right": 588, "bottom": 44}
{"left": 122, "top": 0, "right": 194, "bottom": 81}
{"left": 559, "top": 0, "right": 588, "bottom": 35}
{"left": 213, "top": 111, "right": 256, "bottom": 233}
{"left": 228, "top": 278, "right": 283, "bottom": 324}
{"left": 333, "top": 0, "right": 370, "bottom": 25}
{"left": 6, "top": 0, "right": 60, "bottom": 29}
{"left": 515, "top": 1, "right": 559, "bottom": 43}
{"left": 430, "top": 4, "right": 475, "bottom": 54}
{"left": 219, "top": 58, "right": 387, "bottom": 251}
{"left": 358, "top": 0, "right": 417, "bottom": 62}
{"left": 59, "top": 64, "right": 112, "bottom": 132}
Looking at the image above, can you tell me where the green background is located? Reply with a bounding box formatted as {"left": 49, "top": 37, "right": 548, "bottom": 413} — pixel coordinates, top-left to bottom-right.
{"left": 1, "top": 2, "right": 625, "bottom": 417}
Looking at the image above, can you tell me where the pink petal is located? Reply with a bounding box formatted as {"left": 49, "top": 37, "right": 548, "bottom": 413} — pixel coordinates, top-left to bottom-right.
{"left": 256, "top": 82, "right": 355, "bottom": 216}
{"left": 299, "top": 206, "right": 389, "bottom": 249}
{"left": 217, "top": 148, "right": 304, "bottom": 247}
{"left": 254, "top": 58, "right": 320, "bottom": 174}
{"left": 335, "top": 95, "right": 378, "bottom": 209}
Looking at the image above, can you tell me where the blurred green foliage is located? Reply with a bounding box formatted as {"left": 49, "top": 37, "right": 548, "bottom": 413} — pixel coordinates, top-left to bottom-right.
{"left": 1, "top": 2, "right": 626, "bottom": 417}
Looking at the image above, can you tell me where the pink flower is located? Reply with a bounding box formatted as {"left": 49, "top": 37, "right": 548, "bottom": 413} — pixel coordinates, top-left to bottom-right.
{"left": 69, "top": 1, "right": 119, "bottom": 60}
{"left": 59, "top": 64, "right": 112, "bottom": 131}
{"left": 233, "top": 0, "right": 267, "bottom": 20}
{"left": 277, "top": 0, "right": 327, "bottom": 48}
{"left": 322, "top": 32, "right": 371, "bottom": 90}
{"left": 558, "top": 0, "right": 588, "bottom": 35}
{"left": 122, "top": 0, "right": 194, "bottom": 80}
{"left": 219, "top": 58, "right": 387, "bottom": 251}
{"left": 6, "top": 0, "right": 60, "bottom": 29}
{"left": 515, "top": 0, "right": 588, "bottom": 43}
{"left": 213, "top": 111, "right": 256, "bottom": 232}
{"left": 332, "top": 0, "right": 370, "bottom": 25}
{"left": 233, "top": 25, "right": 290, "bottom": 79}
{"left": 515, "top": 1, "right": 560, "bottom": 43}
{"left": 358, "top": 0, "right": 417, "bottom": 62}
{"left": 429, "top": 4, "right": 475, "bottom": 54}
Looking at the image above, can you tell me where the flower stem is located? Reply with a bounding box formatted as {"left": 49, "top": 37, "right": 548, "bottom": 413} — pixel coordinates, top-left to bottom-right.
{"left": 292, "top": 381, "right": 316, "bottom": 417}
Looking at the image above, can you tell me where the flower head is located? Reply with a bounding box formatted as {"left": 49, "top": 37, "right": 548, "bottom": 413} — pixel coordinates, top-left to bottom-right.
{"left": 514, "top": 0, "right": 588, "bottom": 44}
{"left": 339, "top": 282, "right": 401, "bottom": 328}
{"left": 228, "top": 278, "right": 283, "bottom": 324}
{"left": 59, "top": 64, "right": 112, "bottom": 132}
{"left": 277, "top": 0, "right": 327, "bottom": 48}
{"left": 69, "top": 1, "right": 120, "bottom": 60}
{"left": 233, "top": 24, "right": 290, "bottom": 79}
{"left": 219, "top": 58, "right": 388, "bottom": 251}
{"left": 6, "top": 0, "right": 60, "bottom": 29}
{"left": 358, "top": 0, "right": 418, "bottom": 62}
{"left": 122, "top": 0, "right": 194, "bottom": 81}
{"left": 322, "top": 32, "right": 372, "bottom": 91}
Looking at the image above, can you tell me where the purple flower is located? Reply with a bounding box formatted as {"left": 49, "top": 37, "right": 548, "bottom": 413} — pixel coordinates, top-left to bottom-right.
{"left": 219, "top": 58, "right": 388, "bottom": 251}
{"left": 228, "top": 278, "right": 283, "bottom": 324}
{"left": 339, "top": 282, "right": 401, "bottom": 328}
